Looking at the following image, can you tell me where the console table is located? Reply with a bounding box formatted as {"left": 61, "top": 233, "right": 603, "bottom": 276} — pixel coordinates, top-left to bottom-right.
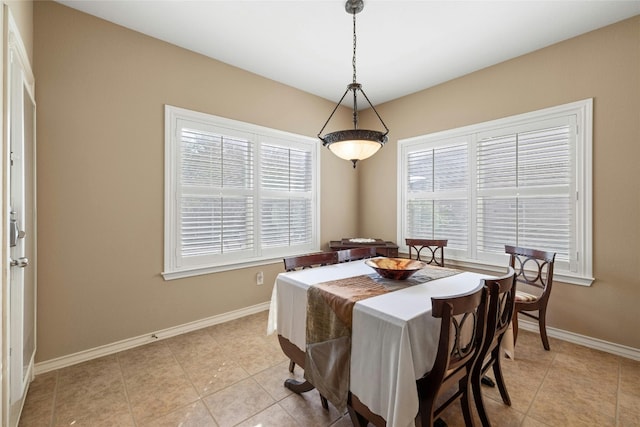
{"left": 329, "top": 238, "right": 399, "bottom": 257}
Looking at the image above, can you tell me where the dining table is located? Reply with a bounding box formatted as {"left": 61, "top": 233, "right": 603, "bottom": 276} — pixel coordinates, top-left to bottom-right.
{"left": 267, "top": 258, "right": 509, "bottom": 427}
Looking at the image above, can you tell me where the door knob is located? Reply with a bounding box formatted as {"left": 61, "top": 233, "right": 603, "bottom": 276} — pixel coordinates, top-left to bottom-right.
{"left": 9, "top": 257, "right": 28, "bottom": 268}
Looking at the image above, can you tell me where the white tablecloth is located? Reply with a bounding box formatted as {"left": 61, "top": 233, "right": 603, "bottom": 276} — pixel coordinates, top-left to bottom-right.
{"left": 267, "top": 260, "right": 489, "bottom": 427}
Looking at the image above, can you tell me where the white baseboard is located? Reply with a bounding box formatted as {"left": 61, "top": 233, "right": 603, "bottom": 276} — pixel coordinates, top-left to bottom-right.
{"left": 518, "top": 319, "right": 640, "bottom": 361}
{"left": 35, "top": 303, "right": 639, "bottom": 374}
{"left": 34, "top": 301, "right": 271, "bottom": 374}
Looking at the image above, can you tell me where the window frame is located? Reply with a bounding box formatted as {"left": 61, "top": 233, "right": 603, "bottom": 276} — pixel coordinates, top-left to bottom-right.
{"left": 164, "top": 105, "right": 320, "bottom": 280}
{"left": 397, "top": 99, "right": 593, "bottom": 286}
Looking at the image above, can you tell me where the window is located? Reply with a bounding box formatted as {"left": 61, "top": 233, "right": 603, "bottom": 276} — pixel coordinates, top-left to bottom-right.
{"left": 398, "top": 99, "right": 593, "bottom": 285}
{"left": 164, "top": 105, "right": 320, "bottom": 279}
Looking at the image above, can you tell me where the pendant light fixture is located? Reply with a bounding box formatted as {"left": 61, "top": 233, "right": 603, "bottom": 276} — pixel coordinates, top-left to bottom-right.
{"left": 318, "top": 0, "right": 389, "bottom": 168}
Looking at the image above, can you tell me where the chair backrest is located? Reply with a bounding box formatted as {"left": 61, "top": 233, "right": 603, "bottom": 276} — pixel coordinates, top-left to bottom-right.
{"left": 477, "top": 267, "right": 517, "bottom": 359}
{"left": 419, "top": 285, "right": 487, "bottom": 395}
{"left": 505, "top": 245, "right": 555, "bottom": 300}
{"left": 283, "top": 251, "right": 339, "bottom": 272}
{"left": 336, "top": 246, "right": 378, "bottom": 263}
{"left": 406, "top": 239, "right": 448, "bottom": 266}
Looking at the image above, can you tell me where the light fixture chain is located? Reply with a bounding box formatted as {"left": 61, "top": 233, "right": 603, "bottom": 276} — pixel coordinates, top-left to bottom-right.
{"left": 352, "top": 10, "right": 357, "bottom": 84}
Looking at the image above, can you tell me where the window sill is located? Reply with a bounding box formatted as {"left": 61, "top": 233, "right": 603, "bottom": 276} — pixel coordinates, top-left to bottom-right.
{"left": 162, "top": 258, "right": 283, "bottom": 281}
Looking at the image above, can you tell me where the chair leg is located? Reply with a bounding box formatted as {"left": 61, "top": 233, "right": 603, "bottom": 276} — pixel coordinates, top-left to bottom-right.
{"left": 512, "top": 312, "right": 519, "bottom": 347}
{"left": 481, "top": 376, "right": 495, "bottom": 387}
{"left": 539, "top": 309, "right": 550, "bottom": 351}
{"left": 491, "top": 350, "right": 511, "bottom": 406}
{"left": 460, "top": 383, "right": 476, "bottom": 427}
{"left": 472, "top": 370, "right": 491, "bottom": 427}
{"left": 288, "top": 359, "right": 295, "bottom": 373}
{"left": 415, "top": 396, "right": 437, "bottom": 427}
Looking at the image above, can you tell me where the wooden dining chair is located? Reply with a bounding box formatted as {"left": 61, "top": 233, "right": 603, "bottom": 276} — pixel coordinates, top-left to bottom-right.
{"left": 283, "top": 251, "right": 339, "bottom": 272}
{"left": 414, "top": 285, "right": 488, "bottom": 427}
{"left": 336, "top": 246, "right": 378, "bottom": 263}
{"left": 281, "top": 250, "right": 340, "bottom": 390}
{"left": 505, "top": 245, "right": 556, "bottom": 351}
{"left": 472, "top": 267, "right": 517, "bottom": 427}
{"left": 406, "top": 239, "right": 448, "bottom": 267}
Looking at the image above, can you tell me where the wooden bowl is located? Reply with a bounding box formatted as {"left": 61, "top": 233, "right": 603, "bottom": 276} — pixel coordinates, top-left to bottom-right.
{"left": 365, "top": 258, "right": 426, "bottom": 280}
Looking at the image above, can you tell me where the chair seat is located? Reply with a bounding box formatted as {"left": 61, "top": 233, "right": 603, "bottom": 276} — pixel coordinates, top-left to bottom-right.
{"left": 515, "top": 290, "right": 539, "bottom": 303}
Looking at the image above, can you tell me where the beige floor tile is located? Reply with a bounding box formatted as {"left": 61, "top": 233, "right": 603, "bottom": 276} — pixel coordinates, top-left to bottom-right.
{"left": 18, "top": 398, "right": 55, "bottom": 427}
{"left": 206, "top": 320, "right": 258, "bottom": 345}
{"left": 126, "top": 370, "right": 200, "bottom": 424}
{"left": 182, "top": 352, "right": 250, "bottom": 396}
{"left": 165, "top": 328, "right": 224, "bottom": 361}
{"left": 234, "top": 403, "right": 299, "bottom": 427}
{"left": 618, "top": 390, "right": 640, "bottom": 426}
{"left": 16, "top": 310, "right": 640, "bottom": 427}
{"left": 121, "top": 358, "right": 187, "bottom": 390}
{"left": 550, "top": 348, "right": 620, "bottom": 393}
{"left": 278, "top": 391, "right": 343, "bottom": 427}
{"left": 252, "top": 360, "right": 301, "bottom": 401}
{"left": 18, "top": 405, "right": 54, "bottom": 427}
{"left": 56, "top": 368, "right": 125, "bottom": 404}
{"left": 528, "top": 366, "right": 617, "bottom": 427}
{"left": 619, "top": 357, "right": 640, "bottom": 398}
{"left": 512, "top": 330, "right": 557, "bottom": 367}
{"left": 117, "top": 341, "right": 178, "bottom": 377}
{"left": 17, "top": 371, "right": 58, "bottom": 427}
{"left": 52, "top": 411, "right": 136, "bottom": 427}
{"left": 139, "top": 401, "right": 218, "bottom": 427}
{"left": 521, "top": 415, "right": 553, "bottom": 426}
{"left": 53, "top": 380, "right": 131, "bottom": 426}
{"left": 331, "top": 413, "right": 358, "bottom": 426}
{"left": 21, "top": 371, "right": 57, "bottom": 400}
{"left": 474, "top": 395, "right": 525, "bottom": 426}
{"left": 203, "top": 377, "right": 275, "bottom": 427}
{"left": 56, "top": 355, "right": 122, "bottom": 392}
{"left": 618, "top": 405, "right": 640, "bottom": 427}
{"left": 232, "top": 346, "right": 288, "bottom": 375}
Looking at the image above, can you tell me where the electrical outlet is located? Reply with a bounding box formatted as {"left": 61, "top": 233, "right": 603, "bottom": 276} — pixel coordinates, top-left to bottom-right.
{"left": 256, "top": 271, "right": 264, "bottom": 285}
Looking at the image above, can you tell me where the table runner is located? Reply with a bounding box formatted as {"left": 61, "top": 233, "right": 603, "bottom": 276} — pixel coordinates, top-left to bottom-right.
{"left": 304, "top": 266, "right": 461, "bottom": 411}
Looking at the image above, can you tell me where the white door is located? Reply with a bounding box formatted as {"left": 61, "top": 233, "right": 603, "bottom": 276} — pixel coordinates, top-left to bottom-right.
{"left": 5, "top": 12, "right": 36, "bottom": 426}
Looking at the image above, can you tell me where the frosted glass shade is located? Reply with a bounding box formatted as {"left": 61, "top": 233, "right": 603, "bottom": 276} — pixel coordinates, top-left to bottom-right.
{"left": 328, "top": 138, "right": 382, "bottom": 161}
{"left": 321, "top": 129, "right": 387, "bottom": 166}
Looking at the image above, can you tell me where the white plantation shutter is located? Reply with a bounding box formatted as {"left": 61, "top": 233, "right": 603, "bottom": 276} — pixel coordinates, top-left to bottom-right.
{"left": 406, "top": 142, "right": 469, "bottom": 252}
{"left": 260, "top": 144, "right": 313, "bottom": 248}
{"left": 165, "top": 106, "right": 319, "bottom": 279}
{"left": 180, "top": 129, "right": 254, "bottom": 258}
{"left": 399, "top": 99, "right": 593, "bottom": 284}
{"left": 476, "top": 119, "right": 572, "bottom": 261}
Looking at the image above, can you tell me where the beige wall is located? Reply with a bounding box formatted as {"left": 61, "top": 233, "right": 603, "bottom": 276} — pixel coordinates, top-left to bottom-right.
{"left": 358, "top": 16, "right": 640, "bottom": 349}
{"left": 33, "top": 1, "right": 639, "bottom": 362}
{"left": 33, "top": 2, "right": 359, "bottom": 362}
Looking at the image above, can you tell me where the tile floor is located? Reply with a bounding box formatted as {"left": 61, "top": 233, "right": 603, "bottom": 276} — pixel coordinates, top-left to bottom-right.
{"left": 18, "top": 310, "right": 640, "bottom": 427}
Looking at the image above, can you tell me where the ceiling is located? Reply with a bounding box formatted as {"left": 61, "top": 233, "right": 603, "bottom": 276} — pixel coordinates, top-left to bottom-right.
{"left": 56, "top": 0, "right": 640, "bottom": 107}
